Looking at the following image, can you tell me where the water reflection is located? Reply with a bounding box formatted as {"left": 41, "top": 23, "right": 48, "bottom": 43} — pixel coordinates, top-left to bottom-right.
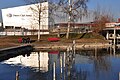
{"left": 4, "top": 51, "right": 49, "bottom": 72}
{"left": 1, "top": 47, "right": 120, "bottom": 80}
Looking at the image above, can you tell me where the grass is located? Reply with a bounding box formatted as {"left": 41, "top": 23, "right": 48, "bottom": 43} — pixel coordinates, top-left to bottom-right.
{"left": 0, "top": 33, "right": 108, "bottom": 49}
{"left": 0, "top": 32, "right": 105, "bottom": 41}
{"left": 59, "top": 32, "right": 105, "bottom": 39}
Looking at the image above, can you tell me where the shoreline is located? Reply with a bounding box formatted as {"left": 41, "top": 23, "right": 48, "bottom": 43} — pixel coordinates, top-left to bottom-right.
{"left": 0, "top": 36, "right": 112, "bottom": 51}
{"left": 33, "top": 42, "right": 111, "bottom": 51}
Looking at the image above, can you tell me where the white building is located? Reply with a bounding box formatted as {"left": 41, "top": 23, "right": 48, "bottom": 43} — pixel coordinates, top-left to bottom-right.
{"left": 1, "top": 2, "right": 54, "bottom": 35}
{"left": 105, "top": 22, "right": 120, "bottom": 27}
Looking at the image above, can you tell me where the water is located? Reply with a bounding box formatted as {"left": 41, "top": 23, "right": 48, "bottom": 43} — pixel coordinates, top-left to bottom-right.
{"left": 0, "top": 48, "right": 120, "bottom": 80}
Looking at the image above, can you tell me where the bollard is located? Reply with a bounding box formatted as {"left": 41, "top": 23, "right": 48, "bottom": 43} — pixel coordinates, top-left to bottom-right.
{"left": 16, "top": 71, "right": 19, "bottom": 80}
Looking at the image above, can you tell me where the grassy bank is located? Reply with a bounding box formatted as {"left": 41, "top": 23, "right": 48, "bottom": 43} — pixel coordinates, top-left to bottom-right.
{"left": 0, "top": 33, "right": 108, "bottom": 49}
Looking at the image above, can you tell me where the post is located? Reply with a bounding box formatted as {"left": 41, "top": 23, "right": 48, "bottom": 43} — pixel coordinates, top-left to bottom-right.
{"left": 14, "top": 26, "right": 15, "bottom": 36}
{"left": 64, "top": 52, "right": 66, "bottom": 68}
{"left": 58, "top": 28, "right": 60, "bottom": 37}
{"left": 38, "top": 52, "right": 40, "bottom": 71}
{"left": 53, "top": 62, "right": 56, "bottom": 80}
{"left": 73, "top": 40, "right": 75, "bottom": 51}
{"left": 73, "top": 40, "right": 76, "bottom": 58}
{"left": 5, "top": 29, "right": 7, "bottom": 36}
{"left": 60, "top": 56, "right": 62, "bottom": 74}
{"left": 63, "top": 52, "right": 66, "bottom": 80}
{"left": 106, "top": 31, "right": 109, "bottom": 40}
{"left": 16, "top": 71, "right": 19, "bottom": 80}
{"left": 113, "top": 26, "right": 116, "bottom": 55}
{"left": 114, "top": 26, "right": 116, "bottom": 46}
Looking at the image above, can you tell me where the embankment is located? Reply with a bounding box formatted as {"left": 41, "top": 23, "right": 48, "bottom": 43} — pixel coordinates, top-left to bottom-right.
{"left": 0, "top": 45, "right": 33, "bottom": 61}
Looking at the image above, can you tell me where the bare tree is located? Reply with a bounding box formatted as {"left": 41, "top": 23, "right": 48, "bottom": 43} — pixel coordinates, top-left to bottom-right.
{"left": 24, "top": 0, "right": 88, "bottom": 40}
{"left": 93, "top": 5, "right": 114, "bottom": 33}
{"left": 56, "top": 0, "right": 88, "bottom": 39}
{"left": 24, "top": 0, "right": 49, "bottom": 41}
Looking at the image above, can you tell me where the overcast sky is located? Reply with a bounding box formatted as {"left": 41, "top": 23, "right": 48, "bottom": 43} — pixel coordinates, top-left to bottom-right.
{"left": 0, "top": 0, "right": 120, "bottom": 22}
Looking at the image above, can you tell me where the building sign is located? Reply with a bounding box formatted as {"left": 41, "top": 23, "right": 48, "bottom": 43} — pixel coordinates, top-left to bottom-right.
{"left": 6, "top": 13, "right": 32, "bottom": 18}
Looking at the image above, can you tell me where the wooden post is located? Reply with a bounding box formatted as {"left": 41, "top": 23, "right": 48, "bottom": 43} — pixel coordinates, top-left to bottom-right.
{"left": 64, "top": 52, "right": 66, "bottom": 68}
{"left": 14, "top": 26, "right": 15, "bottom": 36}
{"left": 16, "top": 71, "right": 19, "bottom": 80}
{"left": 113, "top": 26, "right": 116, "bottom": 55}
{"left": 106, "top": 31, "right": 109, "bottom": 40}
{"left": 60, "top": 56, "right": 62, "bottom": 74}
{"left": 113, "top": 45, "right": 116, "bottom": 56}
{"left": 57, "top": 26, "right": 60, "bottom": 37}
{"left": 53, "top": 62, "right": 56, "bottom": 80}
{"left": 73, "top": 40, "right": 75, "bottom": 54}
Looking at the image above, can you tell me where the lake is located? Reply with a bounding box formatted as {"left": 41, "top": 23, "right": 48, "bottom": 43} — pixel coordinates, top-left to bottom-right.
{"left": 0, "top": 47, "right": 120, "bottom": 80}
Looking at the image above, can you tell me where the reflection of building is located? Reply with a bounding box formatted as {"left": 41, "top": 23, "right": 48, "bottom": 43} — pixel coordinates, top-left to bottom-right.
{"left": 3, "top": 52, "right": 49, "bottom": 72}
{"left": 2, "top": 51, "right": 96, "bottom": 80}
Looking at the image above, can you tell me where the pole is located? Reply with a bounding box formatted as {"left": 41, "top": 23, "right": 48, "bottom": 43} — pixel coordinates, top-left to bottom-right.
{"left": 114, "top": 26, "right": 116, "bottom": 46}
{"left": 14, "top": 26, "right": 15, "bottom": 36}
{"left": 63, "top": 52, "right": 66, "bottom": 80}
{"left": 58, "top": 26, "right": 60, "bottom": 37}
{"left": 60, "top": 56, "right": 62, "bottom": 74}
{"left": 16, "top": 71, "right": 19, "bottom": 80}
{"left": 53, "top": 62, "right": 56, "bottom": 80}
{"left": 113, "top": 26, "right": 116, "bottom": 55}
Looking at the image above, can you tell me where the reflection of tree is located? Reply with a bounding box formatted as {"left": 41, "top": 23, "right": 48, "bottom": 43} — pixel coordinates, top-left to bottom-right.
{"left": 64, "top": 47, "right": 76, "bottom": 79}
{"left": 48, "top": 52, "right": 61, "bottom": 80}
{"left": 64, "top": 48, "right": 88, "bottom": 80}
{"left": 75, "top": 49, "right": 111, "bottom": 80}
{"left": 93, "top": 56, "right": 111, "bottom": 77}
{"left": 91, "top": 48, "right": 111, "bottom": 79}
{"left": 29, "top": 71, "right": 48, "bottom": 80}
{"left": 71, "top": 67, "right": 87, "bottom": 80}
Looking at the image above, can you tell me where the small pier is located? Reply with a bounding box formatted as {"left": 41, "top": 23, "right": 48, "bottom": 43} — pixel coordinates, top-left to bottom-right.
{"left": 0, "top": 44, "right": 33, "bottom": 61}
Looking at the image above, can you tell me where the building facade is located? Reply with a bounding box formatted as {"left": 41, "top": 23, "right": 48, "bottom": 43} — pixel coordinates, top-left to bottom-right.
{"left": 103, "top": 19, "right": 120, "bottom": 44}
{"left": 1, "top": 2, "right": 54, "bottom": 35}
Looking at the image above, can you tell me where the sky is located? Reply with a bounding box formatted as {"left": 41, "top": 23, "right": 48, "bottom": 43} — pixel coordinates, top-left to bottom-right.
{"left": 87, "top": 0, "right": 120, "bottom": 18}
{"left": 0, "top": 0, "right": 120, "bottom": 22}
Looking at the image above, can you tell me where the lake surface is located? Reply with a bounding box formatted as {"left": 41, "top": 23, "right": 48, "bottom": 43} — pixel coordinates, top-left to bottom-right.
{"left": 0, "top": 47, "right": 120, "bottom": 80}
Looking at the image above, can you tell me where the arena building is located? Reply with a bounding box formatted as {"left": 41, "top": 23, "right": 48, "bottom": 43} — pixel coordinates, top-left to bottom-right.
{"left": 1, "top": 2, "right": 54, "bottom": 35}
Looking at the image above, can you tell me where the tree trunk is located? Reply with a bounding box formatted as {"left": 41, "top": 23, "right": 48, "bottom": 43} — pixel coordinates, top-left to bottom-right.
{"left": 38, "top": 3, "right": 41, "bottom": 41}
